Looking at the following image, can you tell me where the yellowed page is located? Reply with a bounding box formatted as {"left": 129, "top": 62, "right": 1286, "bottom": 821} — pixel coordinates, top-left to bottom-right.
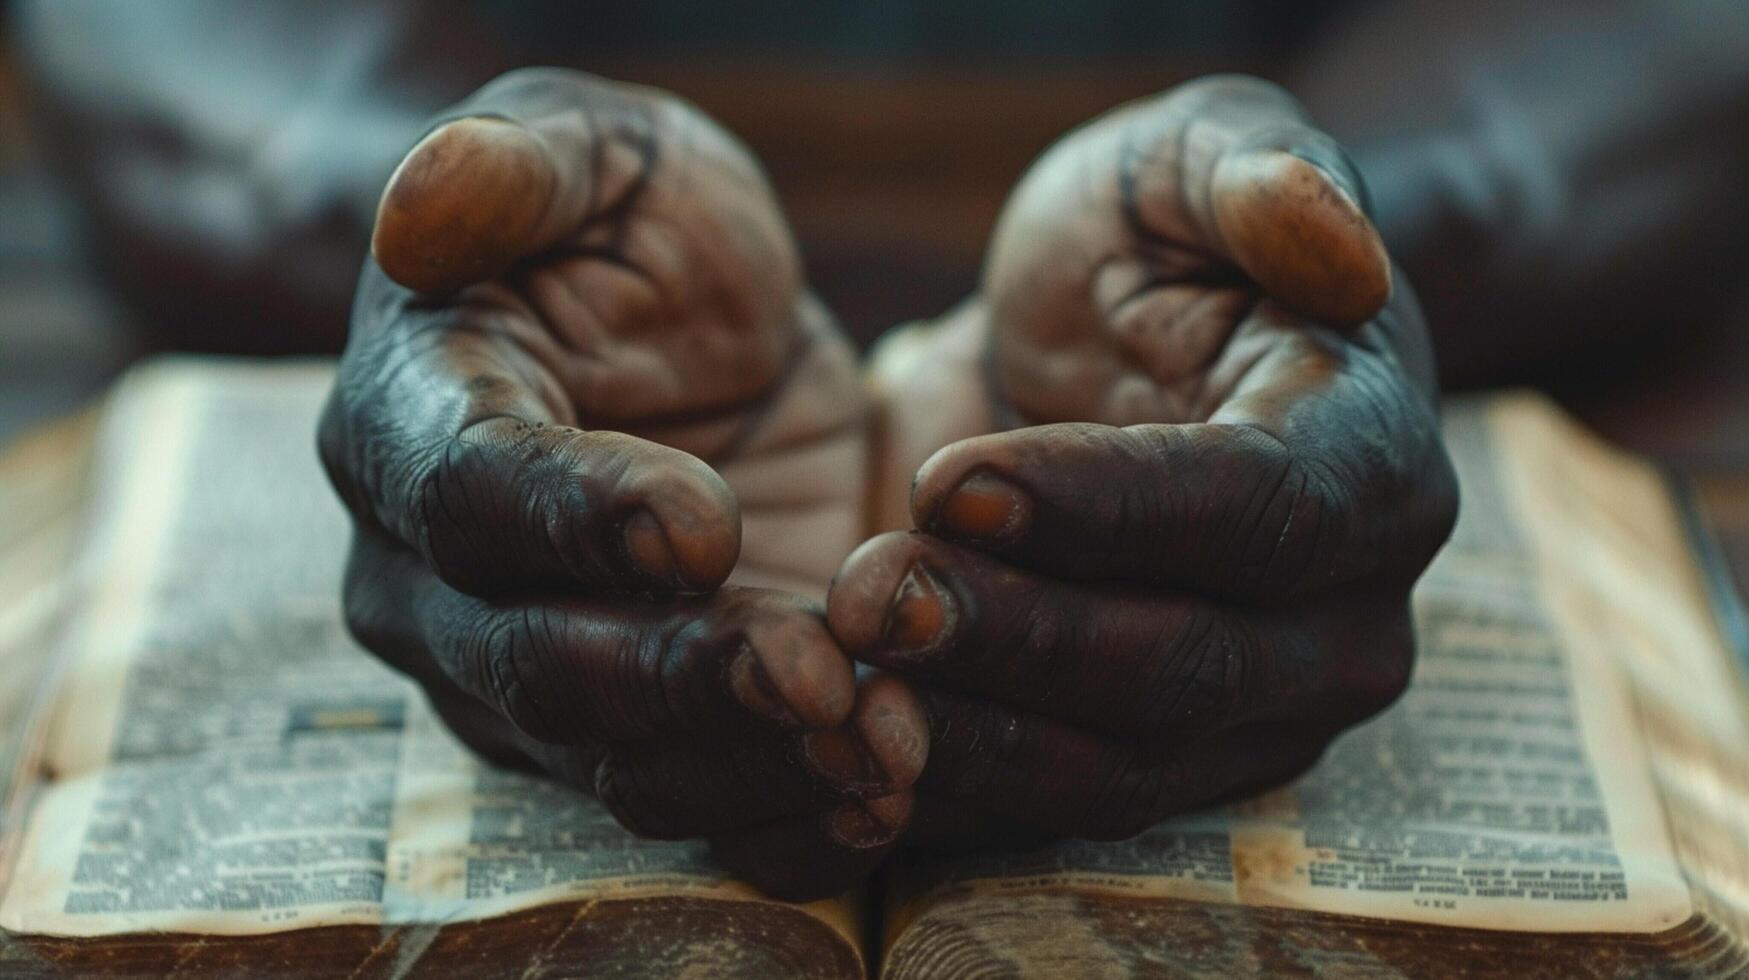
{"left": 1490, "top": 393, "right": 1749, "bottom": 939}
{"left": 0, "top": 358, "right": 857, "bottom": 954}
{"left": 0, "top": 410, "right": 99, "bottom": 895}
{"left": 888, "top": 394, "right": 1702, "bottom": 940}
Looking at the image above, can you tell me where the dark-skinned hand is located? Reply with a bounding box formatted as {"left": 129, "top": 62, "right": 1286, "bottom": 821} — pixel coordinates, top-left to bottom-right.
{"left": 831, "top": 76, "right": 1459, "bottom": 849}
{"left": 317, "top": 69, "right": 929, "bottom": 902}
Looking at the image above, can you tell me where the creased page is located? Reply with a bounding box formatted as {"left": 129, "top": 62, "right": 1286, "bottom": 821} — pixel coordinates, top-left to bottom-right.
{"left": 0, "top": 358, "right": 856, "bottom": 952}
{"left": 887, "top": 395, "right": 1696, "bottom": 941}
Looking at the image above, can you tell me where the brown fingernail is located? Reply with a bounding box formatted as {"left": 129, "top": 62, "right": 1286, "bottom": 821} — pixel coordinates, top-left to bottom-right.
{"left": 939, "top": 472, "right": 1030, "bottom": 541}
{"left": 855, "top": 679, "right": 930, "bottom": 787}
{"left": 886, "top": 564, "right": 953, "bottom": 658}
{"left": 726, "top": 643, "right": 801, "bottom": 726}
{"left": 824, "top": 794, "right": 909, "bottom": 849}
{"left": 801, "top": 727, "right": 886, "bottom": 793}
{"left": 624, "top": 508, "right": 681, "bottom": 586}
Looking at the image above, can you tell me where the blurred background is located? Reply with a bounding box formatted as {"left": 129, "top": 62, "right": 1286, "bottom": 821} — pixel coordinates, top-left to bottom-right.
{"left": 2, "top": 0, "right": 1748, "bottom": 468}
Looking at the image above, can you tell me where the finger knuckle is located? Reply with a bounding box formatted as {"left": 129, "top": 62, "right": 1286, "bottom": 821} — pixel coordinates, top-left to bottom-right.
{"left": 409, "top": 432, "right": 494, "bottom": 588}
{"left": 1216, "top": 725, "right": 1334, "bottom": 804}
{"left": 315, "top": 394, "right": 354, "bottom": 504}
{"left": 950, "top": 700, "right": 1031, "bottom": 803}
{"left": 1193, "top": 424, "right": 1344, "bottom": 597}
{"left": 339, "top": 586, "right": 396, "bottom": 672}
{"left": 1316, "top": 368, "right": 1459, "bottom": 588}
{"left": 1407, "top": 445, "right": 1461, "bottom": 568}
{"left": 1361, "top": 612, "right": 1417, "bottom": 716}
{"left": 415, "top": 419, "right": 603, "bottom": 594}
{"left": 651, "top": 613, "right": 728, "bottom": 735}
{"left": 339, "top": 546, "right": 386, "bottom": 644}
{"left": 1140, "top": 609, "right": 1255, "bottom": 740}
{"left": 593, "top": 752, "right": 680, "bottom": 840}
{"left": 478, "top": 607, "right": 573, "bottom": 743}
{"left": 1119, "top": 425, "right": 1345, "bottom": 597}
{"left": 1261, "top": 453, "right": 1350, "bottom": 594}
{"left": 1110, "top": 424, "right": 1195, "bottom": 568}
{"left": 1322, "top": 607, "right": 1416, "bottom": 725}
{"left": 336, "top": 541, "right": 430, "bottom": 682}
{"left": 319, "top": 351, "right": 411, "bottom": 524}
{"left": 1085, "top": 753, "right": 1171, "bottom": 840}
{"left": 1270, "top": 435, "right": 1382, "bottom": 600}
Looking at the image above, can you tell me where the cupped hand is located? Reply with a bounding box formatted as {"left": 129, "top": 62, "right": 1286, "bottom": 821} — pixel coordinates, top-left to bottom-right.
{"left": 318, "top": 69, "right": 926, "bottom": 900}
{"left": 834, "top": 76, "right": 1458, "bottom": 847}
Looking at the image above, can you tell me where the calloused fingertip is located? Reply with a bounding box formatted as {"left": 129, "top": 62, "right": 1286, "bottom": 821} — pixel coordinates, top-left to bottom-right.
{"left": 740, "top": 614, "right": 857, "bottom": 730}
{"left": 825, "top": 533, "right": 907, "bottom": 657}
{"left": 826, "top": 533, "right": 956, "bottom": 671}
{"left": 621, "top": 454, "right": 743, "bottom": 590}
{"left": 853, "top": 672, "right": 930, "bottom": 789}
{"left": 908, "top": 437, "right": 1031, "bottom": 542}
{"left": 824, "top": 790, "right": 914, "bottom": 849}
{"left": 373, "top": 116, "right": 556, "bottom": 295}
{"left": 725, "top": 643, "right": 804, "bottom": 727}
{"left": 1211, "top": 148, "right": 1392, "bottom": 329}
{"left": 906, "top": 441, "right": 963, "bottom": 529}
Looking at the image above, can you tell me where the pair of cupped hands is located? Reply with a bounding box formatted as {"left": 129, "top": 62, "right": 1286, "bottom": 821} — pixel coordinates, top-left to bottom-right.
{"left": 318, "top": 68, "right": 1457, "bottom": 901}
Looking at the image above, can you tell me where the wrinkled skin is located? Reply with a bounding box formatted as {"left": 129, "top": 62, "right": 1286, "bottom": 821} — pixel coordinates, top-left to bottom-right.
{"left": 843, "top": 76, "right": 1457, "bottom": 848}
{"left": 319, "top": 69, "right": 1458, "bottom": 899}
{"left": 319, "top": 70, "right": 929, "bottom": 901}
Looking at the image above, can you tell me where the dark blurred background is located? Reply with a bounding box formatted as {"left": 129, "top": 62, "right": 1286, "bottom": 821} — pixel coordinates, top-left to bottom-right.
{"left": 3, "top": 0, "right": 1749, "bottom": 469}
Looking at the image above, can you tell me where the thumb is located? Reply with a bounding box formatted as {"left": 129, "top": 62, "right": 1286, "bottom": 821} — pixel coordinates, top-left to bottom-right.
{"left": 1127, "top": 75, "right": 1392, "bottom": 328}
{"left": 1210, "top": 145, "right": 1391, "bottom": 328}
{"left": 372, "top": 116, "right": 556, "bottom": 294}
{"left": 1175, "top": 76, "right": 1392, "bottom": 327}
{"left": 371, "top": 69, "right": 656, "bottom": 295}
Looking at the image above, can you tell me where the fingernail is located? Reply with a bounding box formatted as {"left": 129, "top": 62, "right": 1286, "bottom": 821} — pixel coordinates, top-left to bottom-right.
{"left": 856, "top": 688, "right": 930, "bottom": 787}
{"left": 824, "top": 794, "right": 909, "bottom": 849}
{"left": 726, "top": 643, "right": 801, "bottom": 726}
{"left": 801, "top": 727, "right": 886, "bottom": 793}
{"left": 885, "top": 564, "right": 953, "bottom": 659}
{"left": 623, "top": 508, "right": 681, "bottom": 586}
{"left": 938, "top": 472, "right": 1030, "bottom": 541}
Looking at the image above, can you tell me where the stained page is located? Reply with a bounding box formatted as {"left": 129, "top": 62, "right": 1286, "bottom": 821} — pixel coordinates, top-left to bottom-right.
{"left": 887, "top": 396, "right": 1699, "bottom": 938}
{"left": 0, "top": 359, "right": 853, "bottom": 945}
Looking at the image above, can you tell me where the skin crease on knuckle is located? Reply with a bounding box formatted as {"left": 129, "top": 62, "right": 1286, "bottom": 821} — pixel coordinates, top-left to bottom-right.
{"left": 319, "top": 67, "right": 870, "bottom": 889}
{"left": 326, "top": 67, "right": 1460, "bottom": 884}
{"left": 868, "top": 86, "right": 1446, "bottom": 842}
{"left": 828, "top": 520, "right": 1416, "bottom": 842}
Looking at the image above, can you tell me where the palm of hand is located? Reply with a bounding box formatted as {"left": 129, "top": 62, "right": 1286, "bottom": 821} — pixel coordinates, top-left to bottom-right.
{"left": 340, "top": 70, "right": 1450, "bottom": 889}
{"left": 375, "top": 75, "right": 868, "bottom": 597}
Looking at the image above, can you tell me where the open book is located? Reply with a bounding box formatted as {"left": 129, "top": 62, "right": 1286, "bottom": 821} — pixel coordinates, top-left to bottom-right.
{"left": 1, "top": 358, "right": 1746, "bottom": 977}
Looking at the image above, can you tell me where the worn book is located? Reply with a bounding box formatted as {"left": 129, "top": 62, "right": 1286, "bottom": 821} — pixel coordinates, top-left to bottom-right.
{"left": 0, "top": 358, "right": 1746, "bottom": 977}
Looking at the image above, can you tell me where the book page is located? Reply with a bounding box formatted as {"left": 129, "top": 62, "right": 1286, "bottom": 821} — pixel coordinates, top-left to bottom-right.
{"left": 0, "top": 358, "right": 857, "bottom": 948}
{"left": 0, "top": 411, "right": 98, "bottom": 890}
{"left": 1499, "top": 397, "right": 1749, "bottom": 940}
{"left": 886, "top": 395, "right": 1699, "bottom": 939}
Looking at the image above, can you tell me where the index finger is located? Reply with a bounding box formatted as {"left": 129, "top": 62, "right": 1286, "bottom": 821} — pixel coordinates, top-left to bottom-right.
{"left": 322, "top": 70, "right": 752, "bottom": 596}
{"left": 319, "top": 287, "right": 742, "bottom": 596}
{"left": 908, "top": 314, "right": 1454, "bottom": 600}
